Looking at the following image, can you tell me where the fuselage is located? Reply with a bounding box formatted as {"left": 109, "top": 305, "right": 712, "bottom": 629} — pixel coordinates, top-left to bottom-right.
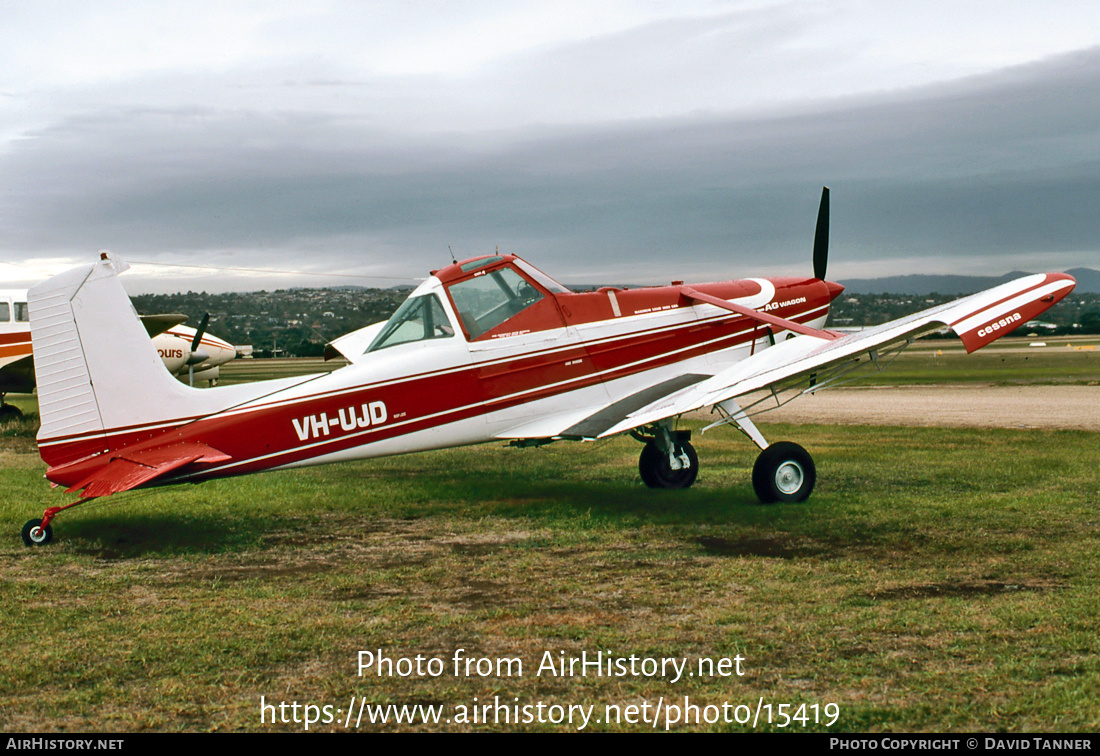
{"left": 39, "top": 255, "right": 844, "bottom": 490}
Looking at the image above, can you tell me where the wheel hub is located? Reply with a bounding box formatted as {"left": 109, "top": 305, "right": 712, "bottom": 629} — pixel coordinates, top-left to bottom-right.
{"left": 775, "top": 461, "right": 804, "bottom": 495}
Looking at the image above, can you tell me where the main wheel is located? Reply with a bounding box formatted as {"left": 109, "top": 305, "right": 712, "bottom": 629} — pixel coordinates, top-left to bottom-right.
{"left": 21, "top": 518, "right": 53, "bottom": 547}
{"left": 639, "top": 439, "right": 699, "bottom": 489}
{"left": 752, "top": 442, "right": 815, "bottom": 503}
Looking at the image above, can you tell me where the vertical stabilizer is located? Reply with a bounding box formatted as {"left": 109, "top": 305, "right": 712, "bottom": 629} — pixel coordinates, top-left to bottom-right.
{"left": 29, "top": 261, "right": 108, "bottom": 442}
{"left": 30, "top": 255, "right": 324, "bottom": 464}
{"left": 30, "top": 253, "right": 211, "bottom": 445}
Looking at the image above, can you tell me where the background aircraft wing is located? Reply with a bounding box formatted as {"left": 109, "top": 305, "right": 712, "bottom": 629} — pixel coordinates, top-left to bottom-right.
{"left": 139, "top": 313, "right": 189, "bottom": 338}
{"left": 596, "top": 272, "right": 1075, "bottom": 437}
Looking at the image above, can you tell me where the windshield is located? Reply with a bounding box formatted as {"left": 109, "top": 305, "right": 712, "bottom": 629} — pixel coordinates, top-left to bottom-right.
{"left": 367, "top": 294, "right": 454, "bottom": 352}
{"left": 447, "top": 267, "right": 544, "bottom": 339}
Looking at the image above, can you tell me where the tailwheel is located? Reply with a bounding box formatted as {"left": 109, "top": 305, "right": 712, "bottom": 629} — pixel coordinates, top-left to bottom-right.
{"left": 752, "top": 442, "right": 815, "bottom": 503}
{"left": 639, "top": 435, "right": 698, "bottom": 489}
{"left": 21, "top": 518, "right": 53, "bottom": 547}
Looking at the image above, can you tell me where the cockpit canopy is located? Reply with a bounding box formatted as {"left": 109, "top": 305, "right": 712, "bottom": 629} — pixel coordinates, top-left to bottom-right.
{"left": 367, "top": 293, "right": 453, "bottom": 351}
{"left": 367, "top": 255, "right": 570, "bottom": 352}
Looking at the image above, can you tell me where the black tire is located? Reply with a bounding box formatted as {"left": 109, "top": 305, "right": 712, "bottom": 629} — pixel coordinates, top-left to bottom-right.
{"left": 752, "top": 442, "right": 815, "bottom": 504}
{"left": 21, "top": 518, "right": 53, "bottom": 547}
{"left": 0, "top": 403, "right": 23, "bottom": 421}
{"left": 639, "top": 439, "right": 699, "bottom": 489}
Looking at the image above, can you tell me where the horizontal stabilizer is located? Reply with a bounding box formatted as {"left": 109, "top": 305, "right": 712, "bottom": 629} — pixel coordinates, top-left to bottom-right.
{"left": 60, "top": 442, "right": 231, "bottom": 499}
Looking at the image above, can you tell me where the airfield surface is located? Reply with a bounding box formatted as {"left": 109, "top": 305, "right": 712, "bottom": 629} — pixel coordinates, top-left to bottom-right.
{"left": 737, "top": 384, "right": 1100, "bottom": 431}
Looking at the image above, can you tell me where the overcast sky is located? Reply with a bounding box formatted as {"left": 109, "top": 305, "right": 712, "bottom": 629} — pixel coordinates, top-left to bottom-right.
{"left": 2, "top": 1, "right": 1098, "bottom": 293}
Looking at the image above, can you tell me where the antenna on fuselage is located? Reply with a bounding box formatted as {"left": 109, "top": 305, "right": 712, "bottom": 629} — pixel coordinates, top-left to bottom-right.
{"left": 449, "top": 246, "right": 457, "bottom": 265}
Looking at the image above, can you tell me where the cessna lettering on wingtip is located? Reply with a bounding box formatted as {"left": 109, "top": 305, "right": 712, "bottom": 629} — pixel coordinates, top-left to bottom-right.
{"left": 977, "top": 313, "right": 1023, "bottom": 338}
{"left": 19, "top": 190, "right": 1076, "bottom": 546}
{"left": 292, "top": 402, "right": 389, "bottom": 441}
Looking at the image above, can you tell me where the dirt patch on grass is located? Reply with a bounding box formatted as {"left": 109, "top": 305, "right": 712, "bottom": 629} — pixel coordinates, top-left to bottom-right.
{"left": 442, "top": 530, "right": 541, "bottom": 555}
{"left": 734, "top": 384, "right": 1100, "bottom": 430}
{"left": 864, "top": 580, "right": 1064, "bottom": 600}
{"left": 693, "top": 534, "right": 829, "bottom": 559}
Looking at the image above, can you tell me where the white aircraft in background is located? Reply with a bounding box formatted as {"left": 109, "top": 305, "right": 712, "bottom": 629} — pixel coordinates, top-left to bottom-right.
{"left": 0, "top": 289, "right": 236, "bottom": 418}
{"left": 150, "top": 316, "right": 238, "bottom": 386}
{"left": 0, "top": 289, "right": 35, "bottom": 416}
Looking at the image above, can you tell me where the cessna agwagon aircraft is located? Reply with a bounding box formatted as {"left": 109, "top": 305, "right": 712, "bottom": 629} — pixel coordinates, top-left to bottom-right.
{"left": 20, "top": 190, "right": 1076, "bottom": 545}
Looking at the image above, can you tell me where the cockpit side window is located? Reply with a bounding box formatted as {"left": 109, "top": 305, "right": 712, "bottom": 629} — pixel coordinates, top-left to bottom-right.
{"left": 0, "top": 302, "right": 9, "bottom": 323}
{"left": 447, "top": 267, "right": 544, "bottom": 339}
{"left": 14, "top": 302, "right": 29, "bottom": 322}
{"left": 367, "top": 294, "right": 454, "bottom": 352}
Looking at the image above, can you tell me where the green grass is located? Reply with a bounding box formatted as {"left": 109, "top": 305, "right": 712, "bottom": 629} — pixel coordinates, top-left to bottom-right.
{"left": 2, "top": 420, "right": 1098, "bottom": 732}
{"left": 848, "top": 337, "right": 1100, "bottom": 385}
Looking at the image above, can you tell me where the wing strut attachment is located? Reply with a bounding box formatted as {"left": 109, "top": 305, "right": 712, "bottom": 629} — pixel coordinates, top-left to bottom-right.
{"left": 679, "top": 286, "right": 842, "bottom": 341}
{"left": 704, "top": 397, "right": 770, "bottom": 450}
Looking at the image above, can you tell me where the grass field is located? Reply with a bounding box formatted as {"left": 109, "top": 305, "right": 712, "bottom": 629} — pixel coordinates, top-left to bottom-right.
{"left": 853, "top": 336, "right": 1100, "bottom": 386}
{"left": 2, "top": 412, "right": 1098, "bottom": 732}
{"left": 1, "top": 337, "right": 1097, "bottom": 732}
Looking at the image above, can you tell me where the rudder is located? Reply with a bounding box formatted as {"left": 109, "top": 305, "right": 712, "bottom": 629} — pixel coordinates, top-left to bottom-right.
{"left": 30, "top": 255, "right": 220, "bottom": 461}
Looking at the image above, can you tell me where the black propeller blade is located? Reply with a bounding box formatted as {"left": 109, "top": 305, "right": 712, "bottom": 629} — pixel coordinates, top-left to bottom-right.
{"left": 188, "top": 313, "right": 210, "bottom": 387}
{"left": 190, "top": 313, "right": 210, "bottom": 355}
{"left": 813, "top": 186, "right": 830, "bottom": 281}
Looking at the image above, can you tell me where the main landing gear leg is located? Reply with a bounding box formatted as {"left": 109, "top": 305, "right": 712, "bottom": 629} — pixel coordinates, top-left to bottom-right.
{"left": 21, "top": 500, "right": 85, "bottom": 547}
{"left": 707, "top": 398, "right": 817, "bottom": 504}
{"left": 636, "top": 424, "right": 698, "bottom": 489}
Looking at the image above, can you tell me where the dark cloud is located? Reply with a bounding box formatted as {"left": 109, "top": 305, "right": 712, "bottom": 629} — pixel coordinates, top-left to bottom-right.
{"left": 2, "top": 46, "right": 1098, "bottom": 291}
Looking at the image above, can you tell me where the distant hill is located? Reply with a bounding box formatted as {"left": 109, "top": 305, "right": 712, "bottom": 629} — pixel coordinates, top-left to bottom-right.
{"left": 839, "top": 268, "right": 1099, "bottom": 295}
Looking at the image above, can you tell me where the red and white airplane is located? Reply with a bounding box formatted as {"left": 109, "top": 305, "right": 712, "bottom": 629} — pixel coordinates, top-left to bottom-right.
{"left": 20, "top": 190, "right": 1076, "bottom": 545}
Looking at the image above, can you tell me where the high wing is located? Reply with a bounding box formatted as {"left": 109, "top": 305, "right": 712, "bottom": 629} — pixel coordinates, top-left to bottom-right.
{"left": 324, "top": 321, "right": 386, "bottom": 364}
{"left": 602, "top": 272, "right": 1074, "bottom": 436}
{"left": 499, "top": 272, "right": 1075, "bottom": 442}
